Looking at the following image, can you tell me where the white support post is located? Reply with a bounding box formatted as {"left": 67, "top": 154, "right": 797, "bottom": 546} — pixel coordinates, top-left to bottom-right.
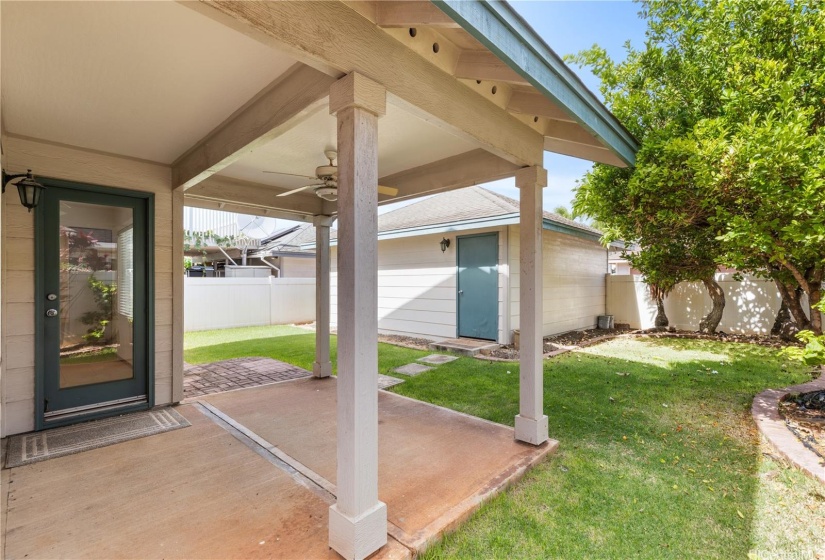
{"left": 313, "top": 215, "right": 333, "bottom": 378}
{"left": 327, "top": 73, "right": 388, "bottom": 560}
{"left": 515, "top": 165, "right": 550, "bottom": 445}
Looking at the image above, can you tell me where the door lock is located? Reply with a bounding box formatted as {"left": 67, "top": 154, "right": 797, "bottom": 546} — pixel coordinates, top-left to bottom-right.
{"left": 46, "top": 293, "right": 57, "bottom": 301}
{"left": 45, "top": 308, "right": 58, "bottom": 317}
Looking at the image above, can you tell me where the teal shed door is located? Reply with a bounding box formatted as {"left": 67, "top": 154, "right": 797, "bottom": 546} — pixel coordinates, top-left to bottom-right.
{"left": 457, "top": 233, "right": 499, "bottom": 340}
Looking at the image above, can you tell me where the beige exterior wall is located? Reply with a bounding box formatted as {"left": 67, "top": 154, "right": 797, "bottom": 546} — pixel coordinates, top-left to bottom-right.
{"left": 331, "top": 228, "right": 510, "bottom": 342}
{"left": 0, "top": 136, "right": 183, "bottom": 437}
{"left": 330, "top": 224, "right": 606, "bottom": 344}
{"left": 509, "top": 225, "right": 607, "bottom": 339}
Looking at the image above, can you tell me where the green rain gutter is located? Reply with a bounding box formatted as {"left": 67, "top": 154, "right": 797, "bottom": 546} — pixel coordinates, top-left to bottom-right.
{"left": 433, "top": 0, "right": 639, "bottom": 167}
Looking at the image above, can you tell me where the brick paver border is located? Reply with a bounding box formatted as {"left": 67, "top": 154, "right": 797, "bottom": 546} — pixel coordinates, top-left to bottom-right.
{"left": 752, "top": 366, "right": 825, "bottom": 483}
{"left": 184, "top": 357, "right": 311, "bottom": 400}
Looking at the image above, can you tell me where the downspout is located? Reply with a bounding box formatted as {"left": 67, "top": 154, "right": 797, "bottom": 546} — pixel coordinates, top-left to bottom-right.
{"left": 261, "top": 256, "right": 281, "bottom": 277}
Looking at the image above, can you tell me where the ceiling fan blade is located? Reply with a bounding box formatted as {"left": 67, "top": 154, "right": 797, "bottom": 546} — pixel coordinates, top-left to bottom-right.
{"left": 263, "top": 171, "right": 318, "bottom": 180}
{"left": 377, "top": 185, "right": 399, "bottom": 197}
{"left": 276, "top": 185, "right": 316, "bottom": 197}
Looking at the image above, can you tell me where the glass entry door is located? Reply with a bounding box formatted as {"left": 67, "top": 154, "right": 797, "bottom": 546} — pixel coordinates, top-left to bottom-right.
{"left": 38, "top": 184, "right": 151, "bottom": 426}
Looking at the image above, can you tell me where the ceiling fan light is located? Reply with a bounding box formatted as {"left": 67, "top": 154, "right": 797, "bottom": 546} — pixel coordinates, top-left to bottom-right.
{"left": 314, "top": 186, "right": 338, "bottom": 202}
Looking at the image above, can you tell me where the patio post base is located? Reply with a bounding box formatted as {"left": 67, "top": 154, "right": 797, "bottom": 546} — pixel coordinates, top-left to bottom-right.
{"left": 515, "top": 414, "right": 549, "bottom": 445}
{"left": 313, "top": 361, "right": 332, "bottom": 378}
{"left": 329, "top": 501, "right": 388, "bottom": 560}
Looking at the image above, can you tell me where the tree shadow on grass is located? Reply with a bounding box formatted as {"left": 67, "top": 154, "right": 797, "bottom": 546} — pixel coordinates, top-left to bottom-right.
{"left": 420, "top": 338, "right": 813, "bottom": 559}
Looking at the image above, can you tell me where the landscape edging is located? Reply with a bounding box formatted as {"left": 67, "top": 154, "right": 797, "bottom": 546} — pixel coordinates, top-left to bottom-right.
{"left": 751, "top": 366, "right": 825, "bottom": 484}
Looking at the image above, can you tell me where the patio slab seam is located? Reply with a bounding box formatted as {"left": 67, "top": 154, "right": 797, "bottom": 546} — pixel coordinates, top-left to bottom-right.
{"left": 197, "top": 388, "right": 557, "bottom": 558}
{"left": 196, "top": 400, "right": 417, "bottom": 555}
{"left": 751, "top": 366, "right": 825, "bottom": 483}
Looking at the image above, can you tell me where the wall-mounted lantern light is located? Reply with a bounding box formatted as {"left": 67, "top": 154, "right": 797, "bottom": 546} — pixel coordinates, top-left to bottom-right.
{"left": 2, "top": 169, "right": 45, "bottom": 212}
{"left": 440, "top": 237, "right": 450, "bottom": 253}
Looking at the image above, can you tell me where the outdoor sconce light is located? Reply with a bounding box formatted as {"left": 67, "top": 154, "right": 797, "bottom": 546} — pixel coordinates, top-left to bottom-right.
{"left": 440, "top": 237, "right": 451, "bottom": 253}
{"left": 2, "top": 169, "right": 45, "bottom": 212}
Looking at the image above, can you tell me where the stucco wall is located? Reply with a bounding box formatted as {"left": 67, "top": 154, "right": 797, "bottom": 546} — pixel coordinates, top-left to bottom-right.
{"left": 509, "top": 225, "right": 607, "bottom": 339}
{"left": 605, "top": 273, "right": 809, "bottom": 333}
{"left": 0, "top": 136, "right": 182, "bottom": 436}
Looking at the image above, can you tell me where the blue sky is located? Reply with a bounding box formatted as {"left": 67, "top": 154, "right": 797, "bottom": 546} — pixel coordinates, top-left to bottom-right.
{"left": 379, "top": 1, "right": 648, "bottom": 217}
{"left": 492, "top": 1, "right": 647, "bottom": 212}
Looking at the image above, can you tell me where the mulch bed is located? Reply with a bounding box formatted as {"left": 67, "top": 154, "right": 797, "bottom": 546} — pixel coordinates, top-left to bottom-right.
{"left": 779, "top": 390, "right": 825, "bottom": 460}
{"left": 377, "top": 334, "right": 434, "bottom": 351}
{"left": 482, "top": 327, "right": 802, "bottom": 361}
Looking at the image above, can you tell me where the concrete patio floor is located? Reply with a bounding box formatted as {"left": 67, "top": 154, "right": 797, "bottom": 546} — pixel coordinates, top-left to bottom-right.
{"left": 2, "top": 377, "right": 557, "bottom": 559}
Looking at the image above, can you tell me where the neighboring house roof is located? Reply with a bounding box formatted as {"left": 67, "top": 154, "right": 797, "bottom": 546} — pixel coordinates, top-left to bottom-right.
{"left": 376, "top": 186, "right": 599, "bottom": 235}
{"left": 307, "top": 186, "right": 602, "bottom": 249}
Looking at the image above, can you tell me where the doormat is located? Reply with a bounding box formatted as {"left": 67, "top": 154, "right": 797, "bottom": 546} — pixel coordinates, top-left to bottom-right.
{"left": 4, "top": 408, "right": 190, "bottom": 468}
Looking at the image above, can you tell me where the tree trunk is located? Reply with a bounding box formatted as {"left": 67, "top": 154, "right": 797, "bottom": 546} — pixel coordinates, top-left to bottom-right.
{"left": 653, "top": 292, "right": 669, "bottom": 328}
{"left": 698, "top": 277, "right": 725, "bottom": 333}
{"left": 810, "top": 286, "right": 822, "bottom": 335}
{"left": 771, "top": 299, "right": 792, "bottom": 336}
{"left": 774, "top": 279, "right": 811, "bottom": 332}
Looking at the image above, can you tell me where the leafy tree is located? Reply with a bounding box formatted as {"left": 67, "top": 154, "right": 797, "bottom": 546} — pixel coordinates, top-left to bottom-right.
{"left": 552, "top": 205, "right": 574, "bottom": 220}
{"left": 571, "top": 0, "right": 825, "bottom": 334}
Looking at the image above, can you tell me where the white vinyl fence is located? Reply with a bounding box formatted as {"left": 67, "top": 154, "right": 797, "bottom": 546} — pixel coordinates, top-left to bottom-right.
{"left": 606, "top": 273, "right": 811, "bottom": 334}
{"left": 184, "top": 277, "right": 315, "bottom": 332}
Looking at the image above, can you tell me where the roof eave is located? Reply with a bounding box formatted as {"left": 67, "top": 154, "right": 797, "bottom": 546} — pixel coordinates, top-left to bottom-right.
{"left": 433, "top": 0, "right": 639, "bottom": 167}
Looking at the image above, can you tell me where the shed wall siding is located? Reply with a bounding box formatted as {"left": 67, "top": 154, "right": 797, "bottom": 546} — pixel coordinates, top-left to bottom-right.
{"left": 1, "top": 136, "right": 180, "bottom": 436}
{"left": 281, "top": 256, "right": 315, "bottom": 278}
{"left": 330, "top": 228, "right": 508, "bottom": 342}
{"left": 509, "top": 225, "right": 607, "bottom": 338}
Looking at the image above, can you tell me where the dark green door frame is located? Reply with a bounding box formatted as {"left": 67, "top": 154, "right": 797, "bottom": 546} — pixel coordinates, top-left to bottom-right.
{"left": 35, "top": 178, "right": 155, "bottom": 430}
{"left": 456, "top": 232, "right": 499, "bottom": 341}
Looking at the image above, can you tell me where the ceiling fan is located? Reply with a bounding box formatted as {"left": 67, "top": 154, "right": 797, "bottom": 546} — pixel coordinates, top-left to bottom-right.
{"left": 264, "top": 150, "right": 398, "bottom": 202}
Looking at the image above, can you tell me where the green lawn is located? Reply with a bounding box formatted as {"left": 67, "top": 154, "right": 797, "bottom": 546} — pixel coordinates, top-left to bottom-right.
{"left": 183, "top": 328, "right": 824, "bottom": 559}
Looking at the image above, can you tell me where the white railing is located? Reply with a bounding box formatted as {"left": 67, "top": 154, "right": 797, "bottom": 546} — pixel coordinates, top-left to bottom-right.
{"left": 184, "top": 277, "right": 315, "bottom": 331}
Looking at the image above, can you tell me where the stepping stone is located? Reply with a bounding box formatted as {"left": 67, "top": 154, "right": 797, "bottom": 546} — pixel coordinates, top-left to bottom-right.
{"left": 418, "top": 354, "right": 459, "bottom": 365}
{"left": 393, "top": 363, "right": 434, "bottom": 376}
{"left": 378, "top": 374, "right": 404, "bottom": 390}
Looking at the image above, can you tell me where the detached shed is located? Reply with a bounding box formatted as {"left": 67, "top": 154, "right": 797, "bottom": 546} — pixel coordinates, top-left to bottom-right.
{"left": 316, "top": 186, "right": 608, "bottom": 344}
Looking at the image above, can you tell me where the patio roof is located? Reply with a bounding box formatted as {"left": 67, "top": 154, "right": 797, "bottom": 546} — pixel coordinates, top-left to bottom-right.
{"left": 2, "top": 0, "right": 636, "bottom": 223}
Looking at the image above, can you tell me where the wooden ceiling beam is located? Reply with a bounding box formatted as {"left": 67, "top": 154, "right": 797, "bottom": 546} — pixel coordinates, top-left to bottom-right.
{"left": 172, "top": 63, "right": 336, "bottom": 191}
{"left": 183, "top": 197, "right": 315, "bottom": 224}
{"left": 544, "top": 120, "right": 604, "bottom": 149}
{"left": 182, "top": 1, "right": 543, "bottom": 167}
{"left": 374, "top": 1, "right": 460, "bottom": 28}
{"left": 185, "top": 175, "right": 327, "bottom": 217}
{"left": 454, "top": 51, "right": 529, "bottom": 85}
{"left": 543, "top": 137, "right": 624, "bottom": 167}
{"left": 507, "top": 91, "right": 576, "bottom": 123}
{"left": 378, "top": 148, "right": 520, "bottom": 203}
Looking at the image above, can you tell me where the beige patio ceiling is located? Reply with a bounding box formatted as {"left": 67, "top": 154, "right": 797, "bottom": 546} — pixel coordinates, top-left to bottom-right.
{"left": 0, "top": 1, "right": 295, "bottom": 164}
{"left": 1, "top": 0, "right": 635, "bottom": 220}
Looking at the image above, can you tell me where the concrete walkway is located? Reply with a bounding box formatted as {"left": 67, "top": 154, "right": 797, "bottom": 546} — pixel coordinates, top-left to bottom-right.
{"left": 2, "top": 379, "right": 557, "bottom": 559}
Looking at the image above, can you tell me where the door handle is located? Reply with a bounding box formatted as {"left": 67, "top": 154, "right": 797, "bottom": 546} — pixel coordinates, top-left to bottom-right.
{"left": 458, "top": 290, "right": 464, "bottom": 295}
{"left": 46, "top": 308, "right": 58, "bottom": 317}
